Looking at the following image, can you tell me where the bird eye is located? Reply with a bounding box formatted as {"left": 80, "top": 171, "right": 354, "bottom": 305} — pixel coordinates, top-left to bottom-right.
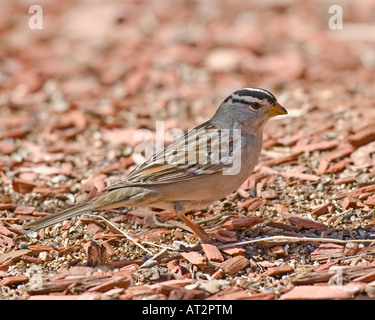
{"left": 250, "top": 102, "right": 261, "bottom": 110}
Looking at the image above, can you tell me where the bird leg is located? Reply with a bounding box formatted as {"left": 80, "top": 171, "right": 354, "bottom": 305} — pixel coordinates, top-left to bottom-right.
{"left": 174, "top": 205, "right": 211, "bottom": 243}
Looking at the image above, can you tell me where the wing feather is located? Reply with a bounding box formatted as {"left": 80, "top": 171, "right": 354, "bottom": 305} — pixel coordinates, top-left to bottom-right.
{"left": 106, "top": 122, "right": 237, "bottom": 191}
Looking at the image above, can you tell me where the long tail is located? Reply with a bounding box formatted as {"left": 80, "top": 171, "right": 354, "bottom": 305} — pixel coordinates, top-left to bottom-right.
{"left": 23, "top": 186, "right": 149, "bottom": 232}
{"left": 23, "top": 201, "right": 97, "bottom": 232}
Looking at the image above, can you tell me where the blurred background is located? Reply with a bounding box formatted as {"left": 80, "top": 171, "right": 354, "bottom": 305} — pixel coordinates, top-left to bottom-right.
{"left": 0, "top": 0, "right": 375, "bottom": 179}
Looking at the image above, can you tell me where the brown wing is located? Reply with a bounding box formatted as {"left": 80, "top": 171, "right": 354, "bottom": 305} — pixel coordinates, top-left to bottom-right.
{"left": 106, "top": 122, "right": 236, "bottom": 191}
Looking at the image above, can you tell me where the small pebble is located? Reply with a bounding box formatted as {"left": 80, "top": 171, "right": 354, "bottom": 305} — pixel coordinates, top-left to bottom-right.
{"left": 39, "top": 252, "right": 53, "bottom": 262}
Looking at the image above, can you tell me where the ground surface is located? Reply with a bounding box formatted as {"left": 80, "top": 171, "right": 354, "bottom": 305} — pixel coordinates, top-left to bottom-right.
{"left": 1, "top": 0, "right": 375, "bottom": 300}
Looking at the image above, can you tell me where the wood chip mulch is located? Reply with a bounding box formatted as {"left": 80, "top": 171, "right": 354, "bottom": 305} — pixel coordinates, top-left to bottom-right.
{"left": 1, "top": 0, "right": 375, "bottom": 301}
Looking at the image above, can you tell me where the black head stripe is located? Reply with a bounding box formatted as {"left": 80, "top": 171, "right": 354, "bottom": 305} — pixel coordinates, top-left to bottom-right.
{"left": 234, "top": 88, "right": 276, "bottom": 104}
{"left": 222, "top": 95, "right": 232, "bottom": 103}
{"left": 231, "top": 98, "right": 248, "bottom": 105}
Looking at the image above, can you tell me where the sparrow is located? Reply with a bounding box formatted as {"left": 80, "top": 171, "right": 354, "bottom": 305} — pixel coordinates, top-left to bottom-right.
{"left": 23, "top": 88, "right": 287, "bottom": 243}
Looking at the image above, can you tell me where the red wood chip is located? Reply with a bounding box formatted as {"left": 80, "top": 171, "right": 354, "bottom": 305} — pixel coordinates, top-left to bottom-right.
{"left": 83, "top": 174, "right": 107, "bottom": 193}
{"left": 0, "top": 203, "right": 17, "bottom": 210}
{"left": 222, "top": 247, "right": 246, "bottom": 256}
{"left": 0, "top": 225, "right": 13, "bottom": 237}
{"left": 213, "top": 230, "right": 237, "bottom": 243}
{"left": 14, "top": 206, "right": 36, "bottom": 215}
{"left": 223, "top": 216, "right": 263, "bottom": 229}
{"left": 20, "top": 255, "right": 44, "bottom": 265}
{"left": 0, "top": 264, "right": 9, "bottom": 272}
{"left": 86, "top": 223, "right": 103, "bottom": 235}
{"left": 333, "top": 184, "right": 375, "bottom": 199}
{"left": 344, "top": 243, "right": 359, "bottom": 256}
{"left": 201, "top": 243, "right": 224, "bottom": 263}
{"left": 279, "top": 284, "right": 361, "bottom": 300}
{"left": 220, "top": 256, "right": 250, "bottom": 275}
{"left": 210, "top": 269, "right": 224, "bottom": 280}
{"left": 28, "top": 245, "right": 54, "bottom": 253}
{"left": 348, "top": 126, "right": 375, "bottom": 148}
{"left": 291, "top": 140, "right": 339, "bottom": 154}
{"left": 325, "top": 159, "right": 351, "bottom": 174}
{"left": 353, "top": 270, "right": 375, "bottom": 283}
{"left": 0, "top": 129, "right": 28, "bottom": 140}
{"left": 1, "top": 275, "right": 29, "bottom": 286}
{"left": 247, "top": 199, "right": 267, "bottom": 211}
{"left": 257, "top": 153, "right": 300, "bottom": 169}
{"left": 141, "top": 229, "right": 172, "bottom": 242}
{"left": 87, "top": 276, "right": 131, "bottom": 293}
{"left": 274, "top": 203, "right": 290, "bottom": 216}
{"left": 100, "top": 241, "right": 115, "bottom": 257}
{"left": 180, "top": 251, "right": 207, "bottom": 268}
{"left": 0, "top": 249, "right": 32, "bottom": 265}
{"left": 311, "top": 201, "right": 332, "bottom": 216}
{"left": 260, "top": 189, "right": 279, "bottom": 199}
{"left": 287, "top": 215, "right": 327, "bottom": 231}
{"left": 264, "top": 265, "right": 294, "bottom": 276}
{"left": 342, "top": 197, "right": 357, "bottom": 210}
{"left": 364, "top": 195, "right": 375, "bottom": 207}
{"left": 237, "top": 197, "right": 261, "bottom": 209}
{"left": 33, "top": 185, "right": 71, "bottom": 196}
{"left": 261, "top": 166, "right": 320, "bottom": 182}
{"left": 167, "top": 259, "right": 183, "bottom": 277}
{"left": 106, "top": 259, "right": 143, "bottom": 269}
{"left": 333, "top": 176, "right": 357, "bottom": 185}
{"left": 206, "top": 287, "right": 252, "bottom": 300}
{"left": 350, "top": 141, "right": 375, "bottom": 167}
{"left": 0, "top": 141, "right": 17, "bottom": 155}
{"left": 12, "top": 179, "right": 38, "bottom": 195}
{"left": 313, "top": 261, "right": 337, "bottom": 272}
{"left": 317, "top": 145, "right": 354, "bottom": 175}
{"left": 310, "top": 243, "right": 345, "bottom": 263}
{"left": 270, "top": 245, "right": 285, "bottom": 255}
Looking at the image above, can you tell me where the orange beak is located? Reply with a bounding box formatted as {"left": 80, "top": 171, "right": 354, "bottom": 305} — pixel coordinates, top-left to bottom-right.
{"left": 268, "top": 101, "right": 288, "bottom": 117}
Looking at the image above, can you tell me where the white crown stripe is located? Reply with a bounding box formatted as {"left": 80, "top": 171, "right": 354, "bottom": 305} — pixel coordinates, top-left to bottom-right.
{"left": 242, "top": 87, "right": 275, "bottom": 99}
{"left": 231, "top": 94, "right": 263, "bottom": 103}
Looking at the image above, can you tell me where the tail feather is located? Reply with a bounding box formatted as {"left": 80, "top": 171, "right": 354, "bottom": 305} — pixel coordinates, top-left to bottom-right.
{"left": 23, "top": 201, "right": 96, "bottom": 231}
{"left": 23, "top": 186, "right": 149, "bottom": 232}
